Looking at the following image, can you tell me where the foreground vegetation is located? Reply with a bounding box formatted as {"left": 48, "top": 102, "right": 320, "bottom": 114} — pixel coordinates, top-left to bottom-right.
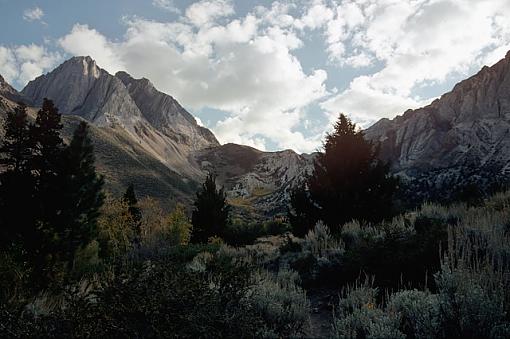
{"left": 1, "top": 104, "right": 509, "bottom": 337}
{"left": 2, "top": 190, "right": 510, "bottom": 337}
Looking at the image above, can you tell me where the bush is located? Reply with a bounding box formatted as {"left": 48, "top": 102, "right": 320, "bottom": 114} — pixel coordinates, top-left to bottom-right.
{"left": 223, "top": 219, "right": 291, "bottom": 247}
{"left": 248, "top": 268, "right": 311, "bottom": 337}
{"left": 387, "top": 289, "right": 440, "bottom": 338}
{"left": 331, "top": 281, "right": 404, "bottom": 339}
{"left": 303, "top": 221, "right": 344, "bottom": 260}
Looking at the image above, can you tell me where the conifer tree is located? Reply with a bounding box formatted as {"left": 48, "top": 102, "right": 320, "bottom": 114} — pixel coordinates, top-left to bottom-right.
{"left": 287, "top": 183, "right": 319, "bottom": 237}
{"left": 289, "top": 114, "right": 398, "bottom": 234}
{"left": 191, "top": 173, "right": 230, "bottom": 243}
{"left": 0, "top": 103, "right": 37, "bottom": 250}
{"left": 0, "top": 103, "right": 34, "bottom": 173}
{"left": 123, "top": 183, "right": 142, "bottom": 242}
{"left": 31, "top": 98, "right": 65, "bottom": 231}
{"left": 59, "top": 121, "right": 104, "bottom": 263}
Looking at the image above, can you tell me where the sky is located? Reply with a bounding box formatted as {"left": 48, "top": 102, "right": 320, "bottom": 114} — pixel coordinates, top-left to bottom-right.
{"left": 1, "top": 0, "right": 510, "bottom": 153}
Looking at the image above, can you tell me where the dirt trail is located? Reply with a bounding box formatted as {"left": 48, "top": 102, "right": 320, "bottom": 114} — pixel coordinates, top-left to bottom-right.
{"left": 306, "top": 288, "right": 337, "bottom": 338}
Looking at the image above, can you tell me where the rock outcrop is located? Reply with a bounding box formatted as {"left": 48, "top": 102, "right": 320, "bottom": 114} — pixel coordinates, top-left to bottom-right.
{"left": 194, "top": 143, "right": 314, "bottom": 218}
{"left": 365, "top": 51, "right": 510, "bottom": 201}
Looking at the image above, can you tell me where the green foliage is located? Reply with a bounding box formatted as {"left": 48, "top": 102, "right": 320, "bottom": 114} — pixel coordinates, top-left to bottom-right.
{"left": 0, "top": 103, "right": 38, "bottom": 256}
{"left": 0, "top": 103, "right": 34, "bottom": 174}
{"left": 191, "top": 173, "right": 230, "bottom": 243}
{"left": 303, "top": 221, "right": 344, "bottom": 260}
{"left": 0, "top": 245, "right": 313, "bottom": 338}
{"left": 387, "top": 290, "right": 440, "bottom": 338}
{"left": 165, "top": 204, "right": 192, "bottom": 245}
{"left": 97, "top": 195, "right": 136, "bottom": 260}
{"left": 289, "top": 114, "right": 398, "bottom": 236}
{"left": 137, "top": 198, "right": 192, "bottom": 247}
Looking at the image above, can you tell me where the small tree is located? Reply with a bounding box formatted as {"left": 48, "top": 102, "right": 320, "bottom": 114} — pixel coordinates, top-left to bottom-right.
{"left": 166, "top": 204, "right": 192, "bottom": 245}
{"left": 123, "top": 183, "right": 142, "bottom": 242}
{"left": 289, "top": 114, "right": 398, "bottom": 235}
{"left": 191, "top": 173, "right": 230, "bottom": 243}
{"left": 97, "top": 195, "right": 135, "bottom": 260}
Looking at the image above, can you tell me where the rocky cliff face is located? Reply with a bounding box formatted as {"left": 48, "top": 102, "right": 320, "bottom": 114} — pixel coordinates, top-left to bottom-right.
{"left": 365, "top": 51, "right": 510, "bottom": 201}
{"left": 22, "top": 57, "right": 144, "bottom": 129}
{"left": 194, "top": 143, "right": 314, "bottom": 218}
{"left": 21, "top": 56, "right": 219, "bottom": 178}
{"left": 116, "top": 71, "right": 218, "bottom": 150}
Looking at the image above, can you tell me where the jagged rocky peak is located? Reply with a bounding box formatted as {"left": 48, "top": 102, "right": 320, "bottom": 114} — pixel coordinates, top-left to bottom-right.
{"left": 115, "top": 70, "right": 219, "bottom": 149}
{"left": 21, "top": 56, "right": 143, "bottom": 126}
{"left": 365, "top": 49, "right": 510, "bottom": 176}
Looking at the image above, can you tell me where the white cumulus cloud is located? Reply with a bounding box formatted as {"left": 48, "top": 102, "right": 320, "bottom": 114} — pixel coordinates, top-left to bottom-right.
{"left": 0, "top": 44, "right": 62, "bottom": 87}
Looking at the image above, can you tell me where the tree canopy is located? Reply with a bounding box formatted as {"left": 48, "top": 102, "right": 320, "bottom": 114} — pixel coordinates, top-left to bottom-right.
{"left": 191, "top": 173, "right": 230, "bottom": 243}
{"left": 289, "top": 113, "right": 398, "bottom": 235}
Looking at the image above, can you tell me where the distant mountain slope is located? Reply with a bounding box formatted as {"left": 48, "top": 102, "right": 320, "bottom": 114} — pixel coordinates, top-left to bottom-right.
{"left": 365, "top": 51, "right": 510, "bottom": 200}
{"left": 194, "top": 143, "right": 313, "bottom": 218}
{"left": 0, "top": 92, "right": 196, "bottom": 208}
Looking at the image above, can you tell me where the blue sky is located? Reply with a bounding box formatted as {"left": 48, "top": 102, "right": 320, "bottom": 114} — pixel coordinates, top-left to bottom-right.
{"left": 1, "top": 0, "right": 510, "bottom": 152}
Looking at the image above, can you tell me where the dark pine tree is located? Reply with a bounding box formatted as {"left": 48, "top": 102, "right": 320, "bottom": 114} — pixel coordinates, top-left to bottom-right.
{"left": 289, "top": 114, "right": 398, "bottom": 235}
{"left": 31, "top": 98, "right": 65, "bottom": 232}
{"left": 0, "top": 103, "right": 37, "bottom": 252}
{"left": 59, "top": 121, "right": 104, "bottom": 264}
{"left": 191, "top": 173, "right": 230, "bottom": 243}
{"left": 123, "top": 183, "right": 142, "bottom": 242}
{"left": 287, "top": 183, "right": 319, "bottom": 237}
{"left": 32, "top": 98, "right": 64, "bottom": 177}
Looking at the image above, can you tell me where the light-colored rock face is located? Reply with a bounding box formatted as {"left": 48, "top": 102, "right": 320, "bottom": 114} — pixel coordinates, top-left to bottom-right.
{"left": 22, "top": 56, "right": 144, "bottom": 130}
{"left": 20, "top": 56, "right": 219, "bottom": 179}
{"left": 195, "top": 144, "right": 314, "bottom": 217}
{"left": 115, "top": 71, "right": 218, "bottom": 150}
{"left": 365, "top": 51, "right": 510, "bottom": 177}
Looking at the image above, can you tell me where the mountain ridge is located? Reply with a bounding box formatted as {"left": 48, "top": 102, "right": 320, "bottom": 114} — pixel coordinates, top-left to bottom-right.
{"left": 365, "top": 50, "right": 510, "bottom": 201}
{"left": 2, "top": 56, "right": 312, "bottom": 218}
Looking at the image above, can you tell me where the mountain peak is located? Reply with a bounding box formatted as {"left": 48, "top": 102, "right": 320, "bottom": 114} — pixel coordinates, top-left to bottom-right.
{"left": 60, "top": 55, "right": 102, "bottom": 79}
